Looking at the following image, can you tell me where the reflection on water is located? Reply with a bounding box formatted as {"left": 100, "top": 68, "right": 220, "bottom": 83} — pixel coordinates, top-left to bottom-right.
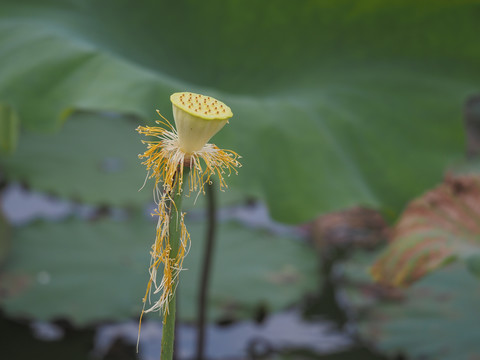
{"left": 96, "top": 310, "right": 352, "bottom": 360}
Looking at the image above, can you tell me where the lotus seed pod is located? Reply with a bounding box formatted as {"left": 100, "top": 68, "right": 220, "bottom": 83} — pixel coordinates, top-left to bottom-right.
{"left": 170, "top": 92, "right": 233, "bottom": 153}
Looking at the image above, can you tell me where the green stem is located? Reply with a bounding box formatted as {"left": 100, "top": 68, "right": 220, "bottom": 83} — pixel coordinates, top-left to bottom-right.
{"left": 161, "top": 167, "right": 190, "bottom": 360}
{"left": 196, "top": 180, "right": 217, "bottom": 360}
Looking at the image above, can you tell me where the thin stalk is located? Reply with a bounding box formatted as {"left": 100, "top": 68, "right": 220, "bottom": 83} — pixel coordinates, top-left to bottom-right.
{"left": 196, "top": 180, "right": 217, "bottom": 360}
{"left": 161, "top": 168, "right": 190, "bottom": 360}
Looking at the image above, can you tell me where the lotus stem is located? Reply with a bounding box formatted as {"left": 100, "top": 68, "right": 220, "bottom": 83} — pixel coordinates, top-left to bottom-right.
{"left": 161, "top": 167, "right": 190, "bottom": 360}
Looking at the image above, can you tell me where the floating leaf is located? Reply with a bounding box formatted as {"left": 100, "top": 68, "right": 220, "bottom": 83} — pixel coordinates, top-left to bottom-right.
{"left": 0, "top": 112, "right": 151, "bottom": 206}
{"left": 343, "top": 253, "right": 480, "bottom": 360}
{"left": 371, "top": 175, "right": 480, "bottom": 286}
{"left": 0, "top": 217, "right": 151, "bottom": 324}
{"left": 1, "top": 0, "right": 480, "bottom": 222}
{"left": 466, "top": 254, "right": 480, "bottom": 280}
{"left": 179, "top": 223, "right": 319, "bottom": 321}
{"left": 0, "top": 216, "right": 318, "bottom": 325}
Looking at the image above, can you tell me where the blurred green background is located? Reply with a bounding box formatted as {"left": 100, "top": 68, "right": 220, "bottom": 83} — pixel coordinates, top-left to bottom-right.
{"left": 1, "top": 0, "right": 480, "bottom": 359}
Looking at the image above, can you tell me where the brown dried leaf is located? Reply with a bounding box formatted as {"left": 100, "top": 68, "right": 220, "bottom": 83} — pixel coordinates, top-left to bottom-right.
{"left": 371, "top": 175, "right": 480, "bottom": 287}
{"left": 312, "top": 206, "right": 388, "bottom": 251}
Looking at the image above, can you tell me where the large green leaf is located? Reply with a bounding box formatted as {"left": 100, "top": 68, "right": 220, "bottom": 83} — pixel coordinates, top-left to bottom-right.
{"left": 343, "top": 252, "right": 480, "bottom": 360}
{"left": 0, "top": 216, "right": 318, "bottom": 325}
{"left": 1, "top": 0, "right": 480, "bottom": 222}
{"left": 0, "top": 103, "right": 19, "bottom": 154}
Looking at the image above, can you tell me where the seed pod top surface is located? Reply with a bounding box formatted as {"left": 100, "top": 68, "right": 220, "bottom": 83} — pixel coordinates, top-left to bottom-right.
{"left": 170, "top": 92, "right": 233, "bottom": 121}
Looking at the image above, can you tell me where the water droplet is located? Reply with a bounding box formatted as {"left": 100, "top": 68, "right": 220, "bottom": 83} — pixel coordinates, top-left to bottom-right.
{"left": 100, "top": 157, "right": 125, "bottom": 173}
{"left": 37, "top": 271, "right": 51, "bottom": 285}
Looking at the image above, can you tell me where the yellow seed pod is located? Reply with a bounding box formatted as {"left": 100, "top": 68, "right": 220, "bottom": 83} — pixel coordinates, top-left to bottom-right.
{"left": 170, "top": 92, "right": 233, "bottom": 153}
